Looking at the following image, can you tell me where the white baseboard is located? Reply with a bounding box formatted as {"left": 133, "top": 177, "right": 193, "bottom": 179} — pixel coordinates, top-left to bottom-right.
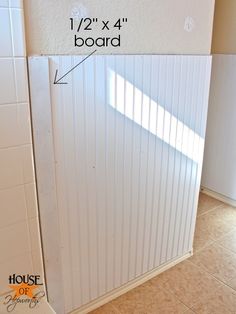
{"left": 201, "top": 186, "right": 236, "bottom": 207}
{"left": 70, "top": 251, "right": 192, "bottom": 314}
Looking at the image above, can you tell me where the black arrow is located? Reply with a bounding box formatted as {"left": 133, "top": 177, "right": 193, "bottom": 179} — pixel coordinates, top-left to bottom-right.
{"left": 53, "top": 49, "right": 97, "bottom": 84}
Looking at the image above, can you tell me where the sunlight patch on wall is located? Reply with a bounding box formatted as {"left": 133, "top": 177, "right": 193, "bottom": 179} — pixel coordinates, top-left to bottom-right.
{"left": 108, "top": 69, "right": 204, "bottom": 163}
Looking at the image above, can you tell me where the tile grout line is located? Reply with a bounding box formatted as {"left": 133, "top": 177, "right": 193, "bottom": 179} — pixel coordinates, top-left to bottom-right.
{"left": 193, "top": 224, "right": 236, "bottom": 255}
{"left": 188, "top": 250, "right": 236, "bottom": 292}
{"left": 91, "top": 196, "right": 236, "bottom": 312}
{"left": 197, "top": 203, "right": 226, "bottom": 217}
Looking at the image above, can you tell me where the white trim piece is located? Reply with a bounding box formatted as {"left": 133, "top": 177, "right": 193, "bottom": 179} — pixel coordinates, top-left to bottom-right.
{"left": 20, "top": 300, "right": 56, "bottom": 314}
{"left": 201, "top": 186, "right": 236, "bottom": 208}
{"left": 70, "top": 251, "right": 192, "bottom": 314}
{"left": 28, "top": 57, "right": 65, "bottom": 314}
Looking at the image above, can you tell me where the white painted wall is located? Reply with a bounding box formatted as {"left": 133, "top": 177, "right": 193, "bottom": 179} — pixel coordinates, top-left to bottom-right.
{"left": 202, "top": 55, "right": 236, "bottom": 201}
{"left": 24, "top": 0, "right": 215, "bottom": 55}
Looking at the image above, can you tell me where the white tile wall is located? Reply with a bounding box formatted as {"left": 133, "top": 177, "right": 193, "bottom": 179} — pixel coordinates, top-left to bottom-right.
{"left": 0, "top": 103, "right": 31, "bottom": 148}
{"left": 0, "top": 0, "right": 44, "bottom": 296}
{"left": 0, "top": 253, "right": 33, "bottom": 293}
{"left": 0, "top": 59, "right": 16, "bottom": 104}
{"left": 0, "top": 185, "right": 27, "bottom": 228}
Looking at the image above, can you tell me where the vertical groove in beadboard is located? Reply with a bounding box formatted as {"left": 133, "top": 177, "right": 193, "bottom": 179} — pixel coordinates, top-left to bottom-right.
{"left": 104, "top": 55, "right": 108, "bottom": 294}
{"left": 142, "top": 56, "right": 152, "bottom": 273}
{"left": 164, "top": 56, "right": 178, "bottom": 263}
{"left": 148, "top": 56, "right": 160, "bottom": 270}
{"left": 66, "top": 56, "right": 74, "bottom": 309}
{"left": 113, "top": 56, "right": 117, "bottom": 288}
{"left": 127, "top": 55, "right": 136, "bottom": 281}
{"left": 60, "top": 56, "right": 72, "bottom": 311}
{"left": 120, "top": 56, "right": 125, "bottom": 284}
{"left": 169, "top": 56, "right": 183, "bottom": 260}
{"left": 94, "top": 56, "right": 99, "bottom": 297}
{"left": 134, "top": 56, "right": 144, "bottom": 277}
{"left": 71, "top": 56, "right": 82, "bottom": 307}
{"left": 175, "top": 57, "right": 189, "bottom": 259}
{"left": 40, "top": 54, "right": 212, "bottom": 312}
{"left": 160, "top": 57, "right": 173, "bottom": 264}
{"left": 182, "top": 57, "right": 196, "bottom": 254}
{"left": 83, "top": 60, "right": 91, "bottom": 302}
{"left": 154, "top": 55, "right": 167, "bottom": 266}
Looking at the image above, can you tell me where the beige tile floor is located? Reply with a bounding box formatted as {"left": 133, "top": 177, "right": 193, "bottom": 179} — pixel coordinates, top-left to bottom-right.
{"left": 90, "top": 193, "right": 236, "bottom": 314}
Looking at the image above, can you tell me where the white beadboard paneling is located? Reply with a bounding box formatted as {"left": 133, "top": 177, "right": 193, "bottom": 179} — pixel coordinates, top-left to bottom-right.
{"left": 30, "top": 54, "right": 212, "bottom": 313}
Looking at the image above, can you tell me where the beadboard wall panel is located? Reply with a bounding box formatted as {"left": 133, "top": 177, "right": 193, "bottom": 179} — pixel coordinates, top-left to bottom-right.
{"left": 29, "top": 54, "right": 212, "bottom": 313}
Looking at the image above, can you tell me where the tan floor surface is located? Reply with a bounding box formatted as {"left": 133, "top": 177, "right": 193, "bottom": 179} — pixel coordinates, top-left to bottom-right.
{"left": 90, "top": 193, "right": 236, "bottom": 313}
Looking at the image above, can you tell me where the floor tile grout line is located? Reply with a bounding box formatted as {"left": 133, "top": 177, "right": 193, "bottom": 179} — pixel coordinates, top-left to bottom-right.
{"left": 197, "top": 203, "right": 227, "bottom": 217}
{"left": 194, "top": 226, "right": 236, "bottom": 255}
{"left": 188, "top": 255, "right": 236, "bottom": 293}
{"left": 158, "top": 281, "right": 200, "bottom": 312}
{"left": 110, "top": 303, "right": 122, "bottom": 314}
{"left": 158, "top": 259, "right": 225, "bottom": 310}
{"left": 91, "top": 195, "right": 236, "bottom": 312}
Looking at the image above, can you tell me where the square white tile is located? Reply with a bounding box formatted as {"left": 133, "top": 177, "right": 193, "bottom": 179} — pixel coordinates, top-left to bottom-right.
{"left": 0, "top": 147, "right": 24, "bottom": 189}
{"left": 15, "top": 58, "right": 28, "bottom": 102}
{"left": 0, "top": 185, "right": 27, "bottom": 228}
{"left": 19, "top": 145, "right": 34, "bottom": 184}
{"left": 0, "top": 103, "right": 31, "bottom": 148}
{"left": 0, "top": 220, "right": 31, "bottom": 263}
{"left": 0, "top": 253, "right": 33, "bottom": 294}
{"left": 32, "top": 249, "right": 44, "bottom": 279}
{"left": 0, "top": 58, "right": 16, "bottom": 104}
{"left": 29, "top": 217, "right": 42, "bottom": 253}
{"left": 10, "top": 8, "right": 26, "bottom": 56}
{"left": 0, "top": 1, "right": 9, "bottom": 8}
{"left": 0, "top": 8, "right": 12, "bottom": 56}
{"left": 25, "top": 182, "right": 38, "bottom": 219}
{"left": 9, "top": 0, "right": 22, "bottom": 8}
{"left": 0, "top": 145, "right": 34, "bottom": 189}
{"left": 17, "top": 102, "right": 31, "bottom": 142}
